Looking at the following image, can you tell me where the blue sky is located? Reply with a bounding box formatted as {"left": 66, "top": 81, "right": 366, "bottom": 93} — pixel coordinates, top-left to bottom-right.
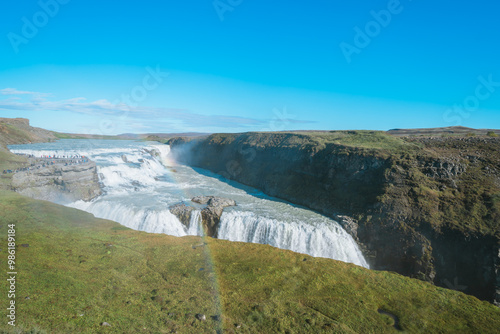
{"left": 0, "top": 0, "right": 499, "bottom": 134}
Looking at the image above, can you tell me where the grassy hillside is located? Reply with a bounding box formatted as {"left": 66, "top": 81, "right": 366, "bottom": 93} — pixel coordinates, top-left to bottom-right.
{"left": 388, "top": 126, "right": 500, "bottom": 137}
{"left": 0, "top": 118, "right": 57, "bottom": 148}
{"left": 1, "top": 190, "right": 499, "bottom": 333}
{"left": 201, "top": 131, "right": 421, "bottom": 157}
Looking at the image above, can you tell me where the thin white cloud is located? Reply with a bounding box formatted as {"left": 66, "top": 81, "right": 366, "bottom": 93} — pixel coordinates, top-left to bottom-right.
{"left": 0, "top": 88, "right": 272, "bottom": 130}
{"left": 0, "top": 88, "right": 51, "bottom": 97}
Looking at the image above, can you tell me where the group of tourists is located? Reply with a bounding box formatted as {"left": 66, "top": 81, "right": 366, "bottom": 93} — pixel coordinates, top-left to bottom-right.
{"left": 2, "top": 154, "right": 90, "bottom": 175}
{"left": 37, "top": 154, "right": 85, "bottom": 159}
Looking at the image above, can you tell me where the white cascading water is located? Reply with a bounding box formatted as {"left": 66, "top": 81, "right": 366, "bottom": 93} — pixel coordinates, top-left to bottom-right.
{"left": 217, "top": 211, "right": 367, "bottom": 266}
{"left": 187, "top": 210, "right": 203, "bottom": 236}
{"left": 71, "top": 200, "right": 189, "bottom": 236}
{"left": 9, "top": 139, "right": 369, "bottom": 268}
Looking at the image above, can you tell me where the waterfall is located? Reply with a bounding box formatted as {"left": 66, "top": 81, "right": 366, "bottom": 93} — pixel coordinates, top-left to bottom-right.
{"left": 187, "top": 210, "right": 202, "bottom": 236}
{"left": 218, "top": 210, "right": 369, "bottom": 268}
{"left": 69, "top": 200, "right": 189, "bottom": 236}
{"left": 9, "top": 139, "right": 370, "bottom": 269}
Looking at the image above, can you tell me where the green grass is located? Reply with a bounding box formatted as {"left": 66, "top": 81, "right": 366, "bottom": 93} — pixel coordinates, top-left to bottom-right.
{"left": 298, "top": 130, "right": 421, "bottom": 152}
{"left": 379, "top": 144, "right": 500, "bottom": 236}
{"left": 0, "top": 149, "right": 28, "bottom": 190}
{"left": 0, "top": 124, "right": 37, "bottom": 148}
{"left": 1, "top": 190, "right": 499, "bottom": 333}
{"left": 206, "top": 131, "right": 421, "bottom": 159}
{"left": 0, "top": 148, "right": 27, "bottom": 169}
{"left": 0, "top": 191, "right": 221, "bottom": 334}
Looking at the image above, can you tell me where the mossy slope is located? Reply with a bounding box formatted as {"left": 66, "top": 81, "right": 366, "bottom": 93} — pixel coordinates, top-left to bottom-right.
{"left": 1, "top": 190, "right": 499, "bottom": 333}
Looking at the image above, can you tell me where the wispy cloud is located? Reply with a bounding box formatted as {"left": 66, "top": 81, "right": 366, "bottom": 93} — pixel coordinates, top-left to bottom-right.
{"left": 276, "top": 118, "right": 317, "bottom": 125}
{"left": 1, "top": 88, "right": 51, "bottom": 97}
{"left": 0, "top": 88, "right": 272, "bottom": 131}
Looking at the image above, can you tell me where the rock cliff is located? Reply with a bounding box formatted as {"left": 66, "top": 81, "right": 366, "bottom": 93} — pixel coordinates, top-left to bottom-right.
{"left": 192, "top": 196, "right": 236, "bottom": 237}
{"left": 169, "top": 196, "right": 236, "bottom": 237}
{"left": 169, "top": 203, "right": 195, "bottom": 227}
{"left": 169, "top": 131, "right": 500, "bottom": 305}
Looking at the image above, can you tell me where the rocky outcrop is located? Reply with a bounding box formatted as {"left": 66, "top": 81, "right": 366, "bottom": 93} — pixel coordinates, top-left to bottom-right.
{"left": 192, "top": 196, "right": 236, "bottom": 237}
{"left": 169, "top": 196, "right": 236, "bottom": 237}
{"left": 11, "top": 161, "right": 102, "bottom": 203}
{"left": 169, "top": 203, "right": 195, "bottom": 227}
{"left": 169, "top": 132, "right": 500, "bottom": 305}
{"left": 192, "top": 196, "right": 236, "bottom": 208}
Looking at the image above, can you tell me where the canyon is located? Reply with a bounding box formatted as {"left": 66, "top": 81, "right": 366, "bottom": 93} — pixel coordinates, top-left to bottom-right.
{"left": 168, "top": 131, "right": 500, "bottom": 305}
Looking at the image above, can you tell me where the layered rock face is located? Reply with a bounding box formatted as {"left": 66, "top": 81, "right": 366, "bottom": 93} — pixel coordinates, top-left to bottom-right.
{"left": 169, "top": 196, "right": 236, "bottom": 237}
{"left": 169, "top": 133, "right": 500, "bottom": 305}
{"left": 169, "top": 203, "right": 195, "bottom": 227}
{"left": 192, "top": 196, "right": 236, "bottom": 237}
{"left": 11, "top": 161, "right": 102, "bottom": 203}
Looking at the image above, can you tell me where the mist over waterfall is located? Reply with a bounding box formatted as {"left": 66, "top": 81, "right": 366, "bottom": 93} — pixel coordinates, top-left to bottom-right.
{"left": 9, "top": 139, "right": 369, "bottom": 268}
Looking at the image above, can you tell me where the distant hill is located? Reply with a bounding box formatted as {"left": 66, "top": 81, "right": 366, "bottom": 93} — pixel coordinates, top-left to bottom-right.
{"left": 133, "top": 132, "right": 210, "bottom": 142}
{"left": 0, "top": 118, "right": 57, "bottom": 149}
{"left": 54, "top": 131, "right": 210, "bottom": 141}
{"left": 388, "top": 126, "right": 500, "bottom": 136}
